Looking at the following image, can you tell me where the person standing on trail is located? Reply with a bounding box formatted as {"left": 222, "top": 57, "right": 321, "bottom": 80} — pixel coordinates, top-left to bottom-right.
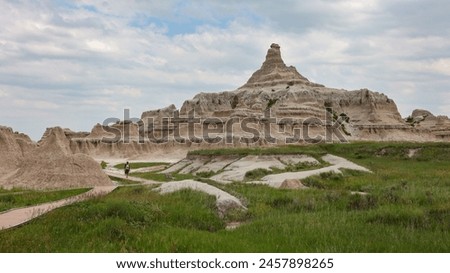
{"left": 124, "top": 161, "right": 131, "bottom": 178}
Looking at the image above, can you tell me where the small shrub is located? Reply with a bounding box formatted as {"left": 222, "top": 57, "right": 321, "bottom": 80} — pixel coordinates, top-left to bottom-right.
{"left": 325, "top": 191, "right": 345, "bottom": 203}
{"left": 0, "top": 195, "right": 15, "bottom": 204}
{"left": 266, "top": 98, "right": 278, "bottom": 109}
{"left": 105, "top": 201, "right": 148, "bottom": 224}
{"left": 303, "top": 177, "right": 326, "bottom": 189}
{"left": 268, "top": 196, "right": 309, "bottom": 212}
{"left": 195, "top": 171, "right": 216, "bottom": 178}
{"left": 283, "top": 162, "right": 320, "bottom": 172}
{"left": 100, "top": 161, "right": 107, "bottom": 169}
{"left": 96, "top": 218, "right": 130, "bottom": 242}
{"left": 428, "top": 206, "right": 450, "bottom": 230}
{"left": 270, "top": 196, "right": 293, "bottom": 208}
{"left": 347, "top": 194, "right": 377, "bottom": 210}
{"left": 244, "top": 168, "right": 272, "bottom": 181}
{"left": 319, "top": 171, "right": 343, "bottom": 181}
{"left": 378, "top": 183, "right": 408, "bottom": 205}
{"left": 368, "top": 209, "right": 429, "bottom": 229}
{"left": 303, "top": 198, "right": 318, "bottom": 211}
{"left": 132, "top": 187, "right": 144, "bottom": 194}
{"left": 172, "top": 173, "right": 195, "bottom": 181}
{"left": 222, "top": 207, "right": 252, "bottom": 223}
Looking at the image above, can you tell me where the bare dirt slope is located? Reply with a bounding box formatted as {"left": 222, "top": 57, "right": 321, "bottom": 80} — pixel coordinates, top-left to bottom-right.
{"left": 0, "top": 126, "right": 34, "bottom": 178}
{"left": 0, "top": 127, "right": 113, "bottom": 190}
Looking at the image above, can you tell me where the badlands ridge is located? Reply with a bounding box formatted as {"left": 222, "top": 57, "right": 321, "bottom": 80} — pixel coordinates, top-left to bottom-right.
{"left": 1, "top": 43, "right": 449, "bottom": 190}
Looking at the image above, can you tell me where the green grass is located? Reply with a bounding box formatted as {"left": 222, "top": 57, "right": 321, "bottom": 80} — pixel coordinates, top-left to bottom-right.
{"left": 113, "top": 162, "right": 170, "bottom": 170}
{"left": 244, "top": 161, "right": 326, "bottom": 181}
{"left": 100, "top": 161, "right": 107, "bottom": 169}
{"left": 0, "top": 188, "right": 24, "bottom": 194}
{"left": 130, "top": 172, "right": 195, "bottom": 182}
{"left": 108, "top": 176, "right": 140, "bottom": 185}
{"left": 0, "top": 188, "right": 91, "bottom": 212}
{"left": 188, "top": 145, "right": 327, "bottom": 157}
{"left": 0, "top": 142, "right": 449, "bottom": 252}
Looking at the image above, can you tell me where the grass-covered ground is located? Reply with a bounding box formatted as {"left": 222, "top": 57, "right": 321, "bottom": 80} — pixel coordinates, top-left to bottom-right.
{"left": 0, "top": 142, "right": 449, "bottom": 252}
{"left": 113, "top": 162, "right": 169, "bottom": 170}
{"left": 0, "top": 188, "right": 90, "bottom": 212}
{"left": 130, "top": 171, "right": 194, "bottom": 182}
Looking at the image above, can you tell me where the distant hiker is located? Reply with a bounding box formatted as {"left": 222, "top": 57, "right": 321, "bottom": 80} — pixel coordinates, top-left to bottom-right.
{"left": 124, "top": 161, "right": 130, "bottom": 178}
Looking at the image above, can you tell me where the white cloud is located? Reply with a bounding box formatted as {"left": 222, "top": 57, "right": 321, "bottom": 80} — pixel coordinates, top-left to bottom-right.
{"left": 13, "top": 99, "right": 61, "bottom": 110}
{"left": 101, "top": 87, "right": 143, "bottom": 98}
{"left": 327, "top": 0, "right": 382, "bottom": 23}
{"left": 429, "top": 58, "right": 450, "bottom": 76}
{"left": 0, "top": 89, "right": 8, "bottom": 97}
{"left": 85, "top": 39, "right": 117, "bottom": 53}
{"left": 80, "top": 98, "right": 120, "bottom": 112}
{"left": 0, "top": 0, "right": 449, "bottom": 139}
{"left": 389, "top": 81, "right": 417, "bottom": 96}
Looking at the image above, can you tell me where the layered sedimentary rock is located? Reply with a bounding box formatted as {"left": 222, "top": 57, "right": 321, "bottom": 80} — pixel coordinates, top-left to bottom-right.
{"left": 0, "top": 126, "right": 35, "bottom": 177}
{"left": 175, "top": 44, "right": 421, "bottom": 142}
{"left": 0, "top": 126, "right": 113, "bottom": 190}
{"left": 407, "top": 109, "right": 450, "bottom": 140}
{"left": 240, "top": 43, "right": 320, "bottom": 89}
{"left": 46, "top": 43, "right": 443, "bottom": 159}
{"left": 5, "top": 43, "right": 444, "bottom": 190}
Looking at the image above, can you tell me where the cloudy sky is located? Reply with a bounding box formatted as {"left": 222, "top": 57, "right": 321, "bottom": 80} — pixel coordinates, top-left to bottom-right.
{"left": 1, "top": 0, "right": 449, "bottom": 140}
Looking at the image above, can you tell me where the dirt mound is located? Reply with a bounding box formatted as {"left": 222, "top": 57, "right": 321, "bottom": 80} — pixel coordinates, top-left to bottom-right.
{"left": 0, "top": 126, "right": 34, "bottom": 177}
{"left": 1, "top": 126, "right": 113, "bottom": 190}
{"left": 6, "top": 153, "right": 112, "bottom": 190}
{"left": 280, "top": 179, "right": 308, "bottom": 189}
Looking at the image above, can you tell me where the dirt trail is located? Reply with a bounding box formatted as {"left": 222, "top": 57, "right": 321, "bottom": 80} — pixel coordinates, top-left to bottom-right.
{"left": 0, "top": 154, "right": 369, "bottom": 230}
{"left": 105, "top": 170, "right": 161, "bottom": 185}
{"left": 0, "top": 186, "right": 117, "bottom": 230}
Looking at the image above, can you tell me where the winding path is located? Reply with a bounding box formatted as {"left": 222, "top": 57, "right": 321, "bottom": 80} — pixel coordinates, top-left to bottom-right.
{"left": 0, "top": 154, "right": 369, "bottom": 230}
{"left": 106, "top": 171, "right": 161, "bottom": 185}
{"left": 0, "top": 169, "right": 161, "bottom": 231}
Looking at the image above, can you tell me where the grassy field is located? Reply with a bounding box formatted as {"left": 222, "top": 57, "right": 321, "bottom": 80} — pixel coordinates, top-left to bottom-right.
{"left": 108, "top": 176, "right": 141, "bottom": 185}
{"left": 0, "top": 142, "right": 449, "bottom": 252}
{"left": 113, "top": 162, "right": 170, "bottom": 170}
{"left": 0, "top": 188, "right": 90, "bottom": 212}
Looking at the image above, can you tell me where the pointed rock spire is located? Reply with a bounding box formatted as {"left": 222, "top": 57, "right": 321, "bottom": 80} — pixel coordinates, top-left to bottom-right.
{"left": 240, "top": 43, "right": 311, "bottom": 89}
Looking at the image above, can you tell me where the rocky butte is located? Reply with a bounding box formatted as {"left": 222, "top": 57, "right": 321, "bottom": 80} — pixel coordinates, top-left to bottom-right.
{"left": 2, "top": 43, "right": 450, "bottom": 164}
{"left": 51, "top": 43, "right": 450, "bottom": 159}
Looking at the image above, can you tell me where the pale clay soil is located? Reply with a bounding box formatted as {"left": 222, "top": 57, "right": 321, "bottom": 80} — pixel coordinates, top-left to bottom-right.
{"left": 257, "top": 154, "right": 371, "bottom": 188}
